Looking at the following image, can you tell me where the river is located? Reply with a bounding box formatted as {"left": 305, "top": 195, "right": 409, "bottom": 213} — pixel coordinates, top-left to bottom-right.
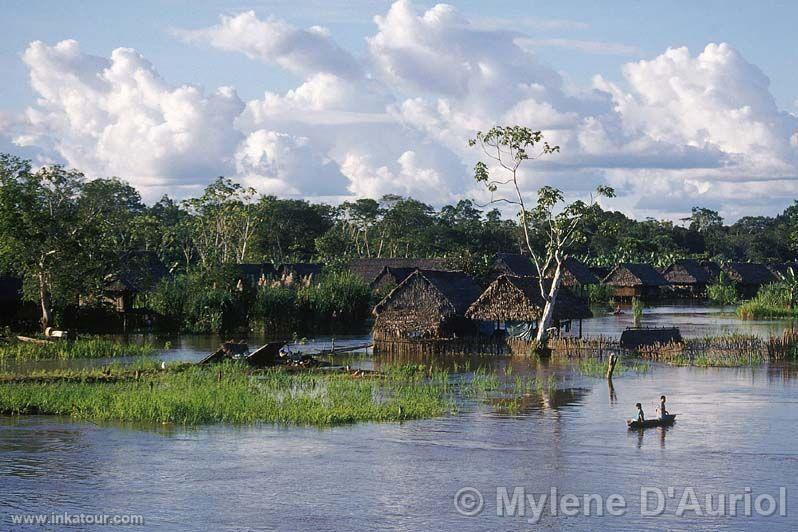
{"left": 2, "top": 305, "right": 798, "bottom": 530}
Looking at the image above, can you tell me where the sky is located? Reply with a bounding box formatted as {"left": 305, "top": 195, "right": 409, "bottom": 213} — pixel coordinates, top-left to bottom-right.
{"left": 2, "top": 0, "right": 798, "bottom": 222}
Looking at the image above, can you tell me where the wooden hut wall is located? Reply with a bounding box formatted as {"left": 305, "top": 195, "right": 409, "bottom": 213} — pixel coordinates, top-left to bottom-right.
{"left": 373, "top": 276, "right": 461, "bottom": 340}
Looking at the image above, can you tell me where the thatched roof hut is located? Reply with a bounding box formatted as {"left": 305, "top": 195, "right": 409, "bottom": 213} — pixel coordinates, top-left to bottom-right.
{"left": 547, "top": 257, "right": 600, "bottom": 287}
{"left": 603, "top": 263, "right": 669, "bottom": 300}
{"left": 491, "top": 253, "right": 538, "bottom": 279}
{"left": 348, "top": 258, "right": 447, "bottom": 284}
{"left": 661, "top": 259, "right": 712, "bottom": 293}
{"left": 722, "top": 262, "right": 777, "bottom": 296}
{"left": 466, "top": 275, "right": 591, "bottom": 322}
{"left": 103, "top": 251, "right": 169, "bottom": 312}
{"left": 372, "top": 270, "right": 483, "bottom": 340}
{"left": 662, "top": 259, "right": 711, "bottom": 286}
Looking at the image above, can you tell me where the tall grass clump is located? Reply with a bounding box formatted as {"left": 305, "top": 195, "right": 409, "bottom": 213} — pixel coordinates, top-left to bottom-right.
{"left": 252, "top": 284, "right": 298, "bottom": 331}
{"left": 738, "top": 282, "right": 798, "bottom": 319}
{"left": 298, "top": 270, "right": 371, "bottom": 323}
{"left": 631, "top": 297, "right": 644, "bottom": 326}
{"left": 0, "top": 337, "right": 156, "bottom": 361}
{"left": 707, "top": 272, "right": 738, "bottom": 306}
{"left": 149, "top": 270, "right": 246, "bottom": 333}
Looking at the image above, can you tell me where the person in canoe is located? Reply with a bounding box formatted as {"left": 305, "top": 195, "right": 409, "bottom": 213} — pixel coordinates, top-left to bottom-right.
{"left": 657, "top": 395, "right": 668, "bottom": 419}
{"left": 634, "top": 402, "right": 645, "bottom": 423}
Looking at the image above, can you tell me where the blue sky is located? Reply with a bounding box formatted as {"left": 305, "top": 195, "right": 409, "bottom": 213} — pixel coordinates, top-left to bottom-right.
{"left": 3, "top": 0, "right": 797, "bottom": 110}
{"left": 2, "top": 0, "right": 798, "bottom": 221}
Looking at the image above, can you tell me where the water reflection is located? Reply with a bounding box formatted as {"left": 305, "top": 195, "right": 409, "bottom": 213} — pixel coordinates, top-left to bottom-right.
{"left": 2, "top": 362, "right": 798, "bottom": 530}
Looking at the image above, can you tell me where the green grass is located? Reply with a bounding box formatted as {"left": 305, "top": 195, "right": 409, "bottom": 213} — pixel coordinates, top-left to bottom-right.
{"left": 0, "top": 362, "right": 455, "bottom": 426}
{"left": 665, "top": 353, "right": 764, "bottom": 367}
{"left": 0, "top": 337, "right": 157, "bottom": 361}
{"left": 737, "top": 302, "right": 798, "bottom": 320}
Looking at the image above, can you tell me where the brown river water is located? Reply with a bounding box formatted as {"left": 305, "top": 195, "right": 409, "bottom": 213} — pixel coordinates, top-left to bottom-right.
{"left": 2, "top": 304, "right": 798, "bottom": 530}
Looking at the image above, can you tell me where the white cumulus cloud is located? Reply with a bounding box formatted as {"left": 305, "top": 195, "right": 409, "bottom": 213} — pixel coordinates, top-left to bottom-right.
{"left": 10, "top": 2, "right": 798, "bottom": 221}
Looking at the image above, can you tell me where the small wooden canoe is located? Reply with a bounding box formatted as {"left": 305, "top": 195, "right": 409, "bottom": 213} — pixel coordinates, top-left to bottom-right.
{"left": 627, "top": 414, "right": 677, "bottom": 429}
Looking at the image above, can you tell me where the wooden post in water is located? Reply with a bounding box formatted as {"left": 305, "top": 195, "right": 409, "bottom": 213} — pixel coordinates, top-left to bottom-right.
{"left": 606, "top": 353, "right": 618, "bottom": 379}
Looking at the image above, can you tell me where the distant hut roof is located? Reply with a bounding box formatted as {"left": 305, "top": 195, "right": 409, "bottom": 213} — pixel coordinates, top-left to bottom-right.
{"left": 348, "top": 258, "right": 447, "bottom": 283}
{"left": 374, "top": 269, "right": 482, "bottom": 317}
{"left": 767, "top": 263, "right": 798, "bottom": 279}
{"left": 603, "top": 263, "right": 669, "bottom": 287}
{"left": 466, "top": 275, "right": 592, "bottom": 322}
{"left": 661, "top": 259, "right": 712, "bottom": 285}
{"left": 279, "top": 263, "right": 323, "bottom": 280}
{"left": 0, "top": 275, "right": 22, "bottom": 303}
{"left": 589, "top": 266, "right": 611, "bottom": 280}
{"left": 722, "top": 263, "right": 777, "bottom": 285}
{"left": 369, "top": 266, "right": 419, "bottom": 289}
{"left": 492, "top": 253, "right": 538, "bottom": 278}
{"left": 547, "top": 257, "right": 600, "bottom": 286}
{"left": 701, "top": 261, "right": 722, "bottom": 279}
{"left": 234, "top": 263, "right": 278, "bottom": 285}
{"left": 105, "top": 251, "right": 168, "bottom": 293}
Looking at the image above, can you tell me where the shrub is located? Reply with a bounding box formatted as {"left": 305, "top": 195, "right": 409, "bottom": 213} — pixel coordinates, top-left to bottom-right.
{"left": 707, "top": 272, "right": 738, "bottom": 305}
{"left": 738, "top": 282, "right": 798, "bottom": 319}
{"left": 586, "top": 283, "right": 614, "bottom": 304}
{"left": 252, "top": 284, "right": 298, "bottom": 331}
{"left": 298, "top": 270, "right": 371, "bottom": 323}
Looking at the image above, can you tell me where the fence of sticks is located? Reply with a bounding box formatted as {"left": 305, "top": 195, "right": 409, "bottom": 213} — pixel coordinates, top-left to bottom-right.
{"left": 373, "top": 329, "right": 798, "bottom": 365}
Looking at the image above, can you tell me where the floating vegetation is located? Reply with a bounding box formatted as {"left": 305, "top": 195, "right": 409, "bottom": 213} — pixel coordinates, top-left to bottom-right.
{"left": 0, "top": 337, "right": 157, "bottom": 361}
{"left": 0, "top": 362, "right": 456, "bottom": 426}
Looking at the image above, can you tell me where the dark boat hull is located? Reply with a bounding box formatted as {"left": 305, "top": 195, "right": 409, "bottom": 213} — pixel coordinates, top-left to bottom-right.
{"left": 627, "top": 414, "right": 677, "bottom": 429}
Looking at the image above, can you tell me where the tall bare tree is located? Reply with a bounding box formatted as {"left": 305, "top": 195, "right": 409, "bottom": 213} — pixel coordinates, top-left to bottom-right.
{"left": 469, "top": 126, "right": 614, "bottom": 343}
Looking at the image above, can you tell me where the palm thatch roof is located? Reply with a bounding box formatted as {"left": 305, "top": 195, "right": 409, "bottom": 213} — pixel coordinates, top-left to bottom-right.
{"left": 589, "top": 266, "right": 611, "bottom": 279}
{"left": 661, "top": 259, "right": 712, "bottom": 286}
{"left": 370, "top": 266, "right": 419, "bottom": 288}
{"left": 722, "top": 263, "right": 777, "bottom": 285}
{"left": 374, "top": 269, "right": 482, "bottom": 317}
{"left": 348, "top": 257, "right": 448, "bottom": 283}
{"left": 547, "top": 257, "right": 600, "bottom": 286}
{"left": 466, "top": 275, "right": 592, "bottom": 321}
{"left": 603, "top": 263, "right": 669, "bottom": 287}
{"left": 492, "top": 253, "right": 538, "bottom": 278}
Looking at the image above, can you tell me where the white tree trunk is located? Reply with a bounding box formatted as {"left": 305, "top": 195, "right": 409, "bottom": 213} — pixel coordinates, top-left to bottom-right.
{"left": 38, "top": 272, "right": 53, "bottom": 331}
{"left": 536, "top": 260, "right": 563, "bottom": 343}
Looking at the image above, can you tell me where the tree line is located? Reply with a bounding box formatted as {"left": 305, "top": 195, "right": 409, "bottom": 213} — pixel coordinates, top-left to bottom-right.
{"left": 2, "top": 153, "right": 798, "bottom": 330}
